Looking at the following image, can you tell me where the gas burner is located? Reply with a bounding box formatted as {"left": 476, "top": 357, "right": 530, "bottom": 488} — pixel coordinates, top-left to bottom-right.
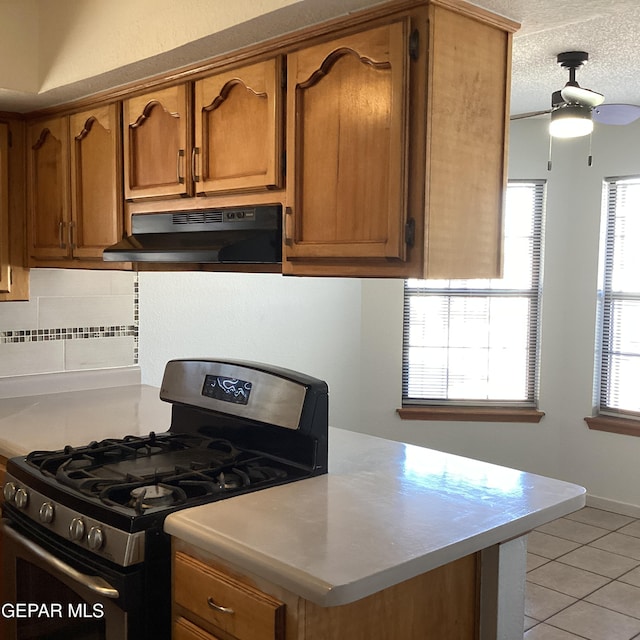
{"left": 218, "top": 469, "right": 250, "bottom": 490}
{"left": 131, "top": 484, "right": 173, "bottom": 505}
{"left": 129, "top": 484, "right": 180, "bottom": 511}
{"left": 206, "top": 439, "right": 241, "bottom": 460}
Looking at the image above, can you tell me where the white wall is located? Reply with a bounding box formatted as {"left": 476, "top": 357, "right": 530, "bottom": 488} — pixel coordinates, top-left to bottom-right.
{"left": 36, "top": 0, "right": 299, "bottom": 92}
{"left": 358, "top": 117, "right": 640, "bottom": 513}
{"left": 0, "top": 0, "right": 383, "bottom": 110}
{"left": 137, "top": 272, "right": 362, "bottom": 429}
{"left": 0, "top": 0, "right": 39, "bottom": 93}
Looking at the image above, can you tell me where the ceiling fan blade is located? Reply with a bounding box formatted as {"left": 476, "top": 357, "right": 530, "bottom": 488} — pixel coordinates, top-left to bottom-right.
{"left": 593, "top": 104, "right": 640, "bottom": 125}
{"left": 561, "top": 85, "right": 605, "bottom": 108}
{"left": 510, "top": 109, "right": 552, "bottom": 121}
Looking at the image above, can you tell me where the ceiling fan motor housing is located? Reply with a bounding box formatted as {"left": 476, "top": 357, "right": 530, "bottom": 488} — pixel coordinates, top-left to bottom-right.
{"left": 557, "top": 51, "right": 589, "bottom": 70}
{"left": 552, "top": 51, "right": 590, "bottom": 107}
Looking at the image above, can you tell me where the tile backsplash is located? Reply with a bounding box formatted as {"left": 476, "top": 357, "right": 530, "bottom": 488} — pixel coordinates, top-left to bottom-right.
{"left": 0, "top": 270, "right": 138, "bottom": 377}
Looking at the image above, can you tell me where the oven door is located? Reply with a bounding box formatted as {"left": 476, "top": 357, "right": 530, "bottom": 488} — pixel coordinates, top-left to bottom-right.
{"left": 1, "top": 520, "right": 127, "bottom": 640}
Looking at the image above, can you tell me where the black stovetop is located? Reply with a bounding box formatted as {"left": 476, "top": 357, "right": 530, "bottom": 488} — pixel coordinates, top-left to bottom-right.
{"left": 8, "top": 430, "right": 309, "bottom": 531}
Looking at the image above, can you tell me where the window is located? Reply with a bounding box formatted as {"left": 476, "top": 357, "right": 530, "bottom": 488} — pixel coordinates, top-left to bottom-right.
{"left": 587, "top": 176, "right": 640, "bottom": 435}
{"left": 401, "top": 181, "right": 545, "bottom": 422}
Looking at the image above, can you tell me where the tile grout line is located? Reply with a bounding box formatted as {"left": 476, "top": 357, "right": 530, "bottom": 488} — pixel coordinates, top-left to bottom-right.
{"left": 525, "top": 511, "right": 640, "bottom": 638}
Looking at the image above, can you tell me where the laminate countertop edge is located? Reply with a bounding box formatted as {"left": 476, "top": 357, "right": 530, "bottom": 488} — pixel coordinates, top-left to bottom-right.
{"left": 165, "top": 427, "right": 586, "bottom": 607}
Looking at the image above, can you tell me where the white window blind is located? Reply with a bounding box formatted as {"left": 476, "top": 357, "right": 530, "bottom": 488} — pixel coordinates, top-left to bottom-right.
{"left": 596, "top": 176, "right": 640, "bottom": 416}
{"left": 403, "top": 180, "right": 545, "bottom": 406}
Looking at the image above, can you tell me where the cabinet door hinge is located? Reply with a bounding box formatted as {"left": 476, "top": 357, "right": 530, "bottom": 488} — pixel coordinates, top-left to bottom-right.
{"left": 409, "top": 29, "right": 419, "bottom": 61}
{"left": 405, "top": 218, "right": 416, "bottom": 247}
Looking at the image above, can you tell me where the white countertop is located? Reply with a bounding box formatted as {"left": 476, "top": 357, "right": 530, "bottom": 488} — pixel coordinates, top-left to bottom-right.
{"left": 0, "top": 379, "right": 585, "bottom": 609}
{"left": 165, "top": 427, "right": 585, "bottom": 607}
{"left": 0, "top": 383, "right": 171, "bottom": 458}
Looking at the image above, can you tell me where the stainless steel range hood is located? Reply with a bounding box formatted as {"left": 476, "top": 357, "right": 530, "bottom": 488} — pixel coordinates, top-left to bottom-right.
{"left": 103, "top": 205, "right": 282, "bottom": 263}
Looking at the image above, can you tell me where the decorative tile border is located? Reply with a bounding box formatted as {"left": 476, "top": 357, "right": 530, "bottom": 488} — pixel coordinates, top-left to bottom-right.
{"left": 0, "top": 273, "right": 140, "bottom": 364}
{"left": 0, "top": 326, "right": 138, "bottom": 343}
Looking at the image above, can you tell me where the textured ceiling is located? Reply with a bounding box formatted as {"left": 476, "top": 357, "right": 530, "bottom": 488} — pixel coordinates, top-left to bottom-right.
{"left": 479, "top": 0, "right": 640, "bottom": 116}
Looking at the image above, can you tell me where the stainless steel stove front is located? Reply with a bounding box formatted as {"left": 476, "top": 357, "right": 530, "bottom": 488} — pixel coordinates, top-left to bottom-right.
{"left": 2, "top": 521, "right": 131, "bottom": 640}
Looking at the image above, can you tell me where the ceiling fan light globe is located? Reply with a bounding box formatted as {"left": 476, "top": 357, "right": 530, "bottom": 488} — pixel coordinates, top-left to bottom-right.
{"left": 549, "top": 105, "right": 594, "bottom": 138}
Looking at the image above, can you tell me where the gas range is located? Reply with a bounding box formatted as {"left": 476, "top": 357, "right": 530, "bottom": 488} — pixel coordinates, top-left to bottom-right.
{"left": 3, "top": 360, "right": 328, "bottom": 565}
{"left": 1, "top": 359, "right": 328, "bottom": 639}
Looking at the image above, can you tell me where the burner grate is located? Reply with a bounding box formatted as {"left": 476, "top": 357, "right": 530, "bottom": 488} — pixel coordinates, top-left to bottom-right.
{"left": 26, "top": 432, "right": 294, "bottom": 514}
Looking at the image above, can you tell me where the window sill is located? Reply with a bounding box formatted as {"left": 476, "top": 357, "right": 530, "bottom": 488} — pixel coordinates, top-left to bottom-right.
{"left": 397, "top": 406, "right": 545, "bottom": 423}
{"left": 585, "top": 415, "right": 640, "bottom": 437}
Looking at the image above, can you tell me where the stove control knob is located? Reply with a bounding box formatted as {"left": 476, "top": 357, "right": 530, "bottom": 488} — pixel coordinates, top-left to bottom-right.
{"left": 87, "top": 526, "right": 104, "bottom": 551}
{"left": 15, "top": 488, "right": 29, "bottom": 509}
{"left": 3, "top": 482, "right": 16, "bottom": 503}
{"left": 39, "top": 502, "right": 55, "bottom": 524}
{"left": 69, "top": 518, "right": 85, "bottom": 541}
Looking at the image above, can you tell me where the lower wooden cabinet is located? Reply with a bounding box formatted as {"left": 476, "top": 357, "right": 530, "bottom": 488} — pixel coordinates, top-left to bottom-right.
{"left": 172, "top": 543, "right": 478, "bottom": 640}
{"left": 174, "top": 616, "right": 222, "bottom": 640}
{"left": 173, "top": 551, "right": 285, "bottom": 640}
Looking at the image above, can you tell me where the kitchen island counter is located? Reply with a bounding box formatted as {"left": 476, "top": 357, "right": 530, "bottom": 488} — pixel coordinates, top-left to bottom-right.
{"left": 166, "top": 427, "right": 585, "bottom": 625}
{"left": 0, "top": 377, "right": 586, "bottom": 637}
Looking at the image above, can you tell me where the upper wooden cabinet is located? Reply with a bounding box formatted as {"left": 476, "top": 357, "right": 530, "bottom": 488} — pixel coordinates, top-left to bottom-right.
{"left": 423, "top": 3, "right": 513, "bottom": 280}
{"left": 123, "top": 85, "right": 191, "bottom": 200}
{"left": 283, "top": 2, "right": 516, "bottom": 279}
{"left": 69, "top": 106, "right": 123, "bottom": 259}
{"left": 194, "top": 58, "right": 283, "bottom": 195}
{"left": 27, "top": 105, "right": 123, "bottom": 264}
{"left": 28, "top": 116, "right": 70, "bottom": 260}
{"left": 284, "top": 21, "right": 410, "bottom": 265}
{"left": 16, "top": 0, "right": 516, "bottom": 280}
{"left": 0, "top": 123, "right": 10, "bottom": 293}
{"left": 0, "top": 118, "right": 28, "bottom": 301}
{"left": 124, "top": 58, "right": 283, "bottom": 202}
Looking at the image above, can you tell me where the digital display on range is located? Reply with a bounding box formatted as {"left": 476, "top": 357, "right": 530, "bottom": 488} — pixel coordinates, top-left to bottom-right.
{"left": 202, "top": 375, "right": 252, "bottom": 405}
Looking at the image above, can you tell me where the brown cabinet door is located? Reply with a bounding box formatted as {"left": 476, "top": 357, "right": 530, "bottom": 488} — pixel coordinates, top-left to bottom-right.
{"left": 0, "top": 123, "right": 10, "bottom": 292}
{"left": 123, "top": 85, "right": 191, "bottom": 200}
{"left": 69, "top": 105, "right": 123, "bottom": 259}
{"left": 174, "top": 617, "right": 222, "bottom": 640}
{"left": 174, "top": 551, "right": 284, "bottom": 640}
{"left": 28, "top": 117, "right": 70, "bottom": 260}
{"left": 194, "top": 58, "right": 283, "bottom": 195}
{"left": 285, "top": 20, "right": 410, "bottom": 262}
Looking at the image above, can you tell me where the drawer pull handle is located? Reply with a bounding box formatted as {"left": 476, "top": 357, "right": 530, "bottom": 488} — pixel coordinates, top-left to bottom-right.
{"left": 207, "top": 597, "right": 234, "bottom": 615}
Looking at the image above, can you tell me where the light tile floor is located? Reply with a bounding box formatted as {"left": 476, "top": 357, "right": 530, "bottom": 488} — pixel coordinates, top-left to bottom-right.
{"left": 525, "top": 507, "right": 640, "bottom": 639}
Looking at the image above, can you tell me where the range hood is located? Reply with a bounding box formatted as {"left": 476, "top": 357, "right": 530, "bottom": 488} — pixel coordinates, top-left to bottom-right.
{"left": 103, "top": 205, "right": 282, "bottom": 263}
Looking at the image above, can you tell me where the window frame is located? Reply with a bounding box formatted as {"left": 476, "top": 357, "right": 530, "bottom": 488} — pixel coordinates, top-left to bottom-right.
{"left": 586, "top": 175, "right": 640, "bottom": 437}
{"left": 399, "top": 180, "right": 546, "bottom": 423}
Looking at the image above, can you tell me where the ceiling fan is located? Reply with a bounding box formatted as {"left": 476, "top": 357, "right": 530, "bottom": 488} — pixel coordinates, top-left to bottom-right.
{"left": 511, "top": 51, "right": 640, "bottom": 138}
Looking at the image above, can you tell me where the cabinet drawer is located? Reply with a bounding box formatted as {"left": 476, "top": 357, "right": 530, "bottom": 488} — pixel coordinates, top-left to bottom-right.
{"left": 174, "top": 552, "right": 285, "bottom": 640}
{"left": 174, "top": 616, "right": 222, "bottom": 640}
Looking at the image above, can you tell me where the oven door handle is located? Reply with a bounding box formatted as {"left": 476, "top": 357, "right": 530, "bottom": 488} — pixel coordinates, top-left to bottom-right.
{"left": 3, "top": 523, "right": 120, "bottom": 599}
